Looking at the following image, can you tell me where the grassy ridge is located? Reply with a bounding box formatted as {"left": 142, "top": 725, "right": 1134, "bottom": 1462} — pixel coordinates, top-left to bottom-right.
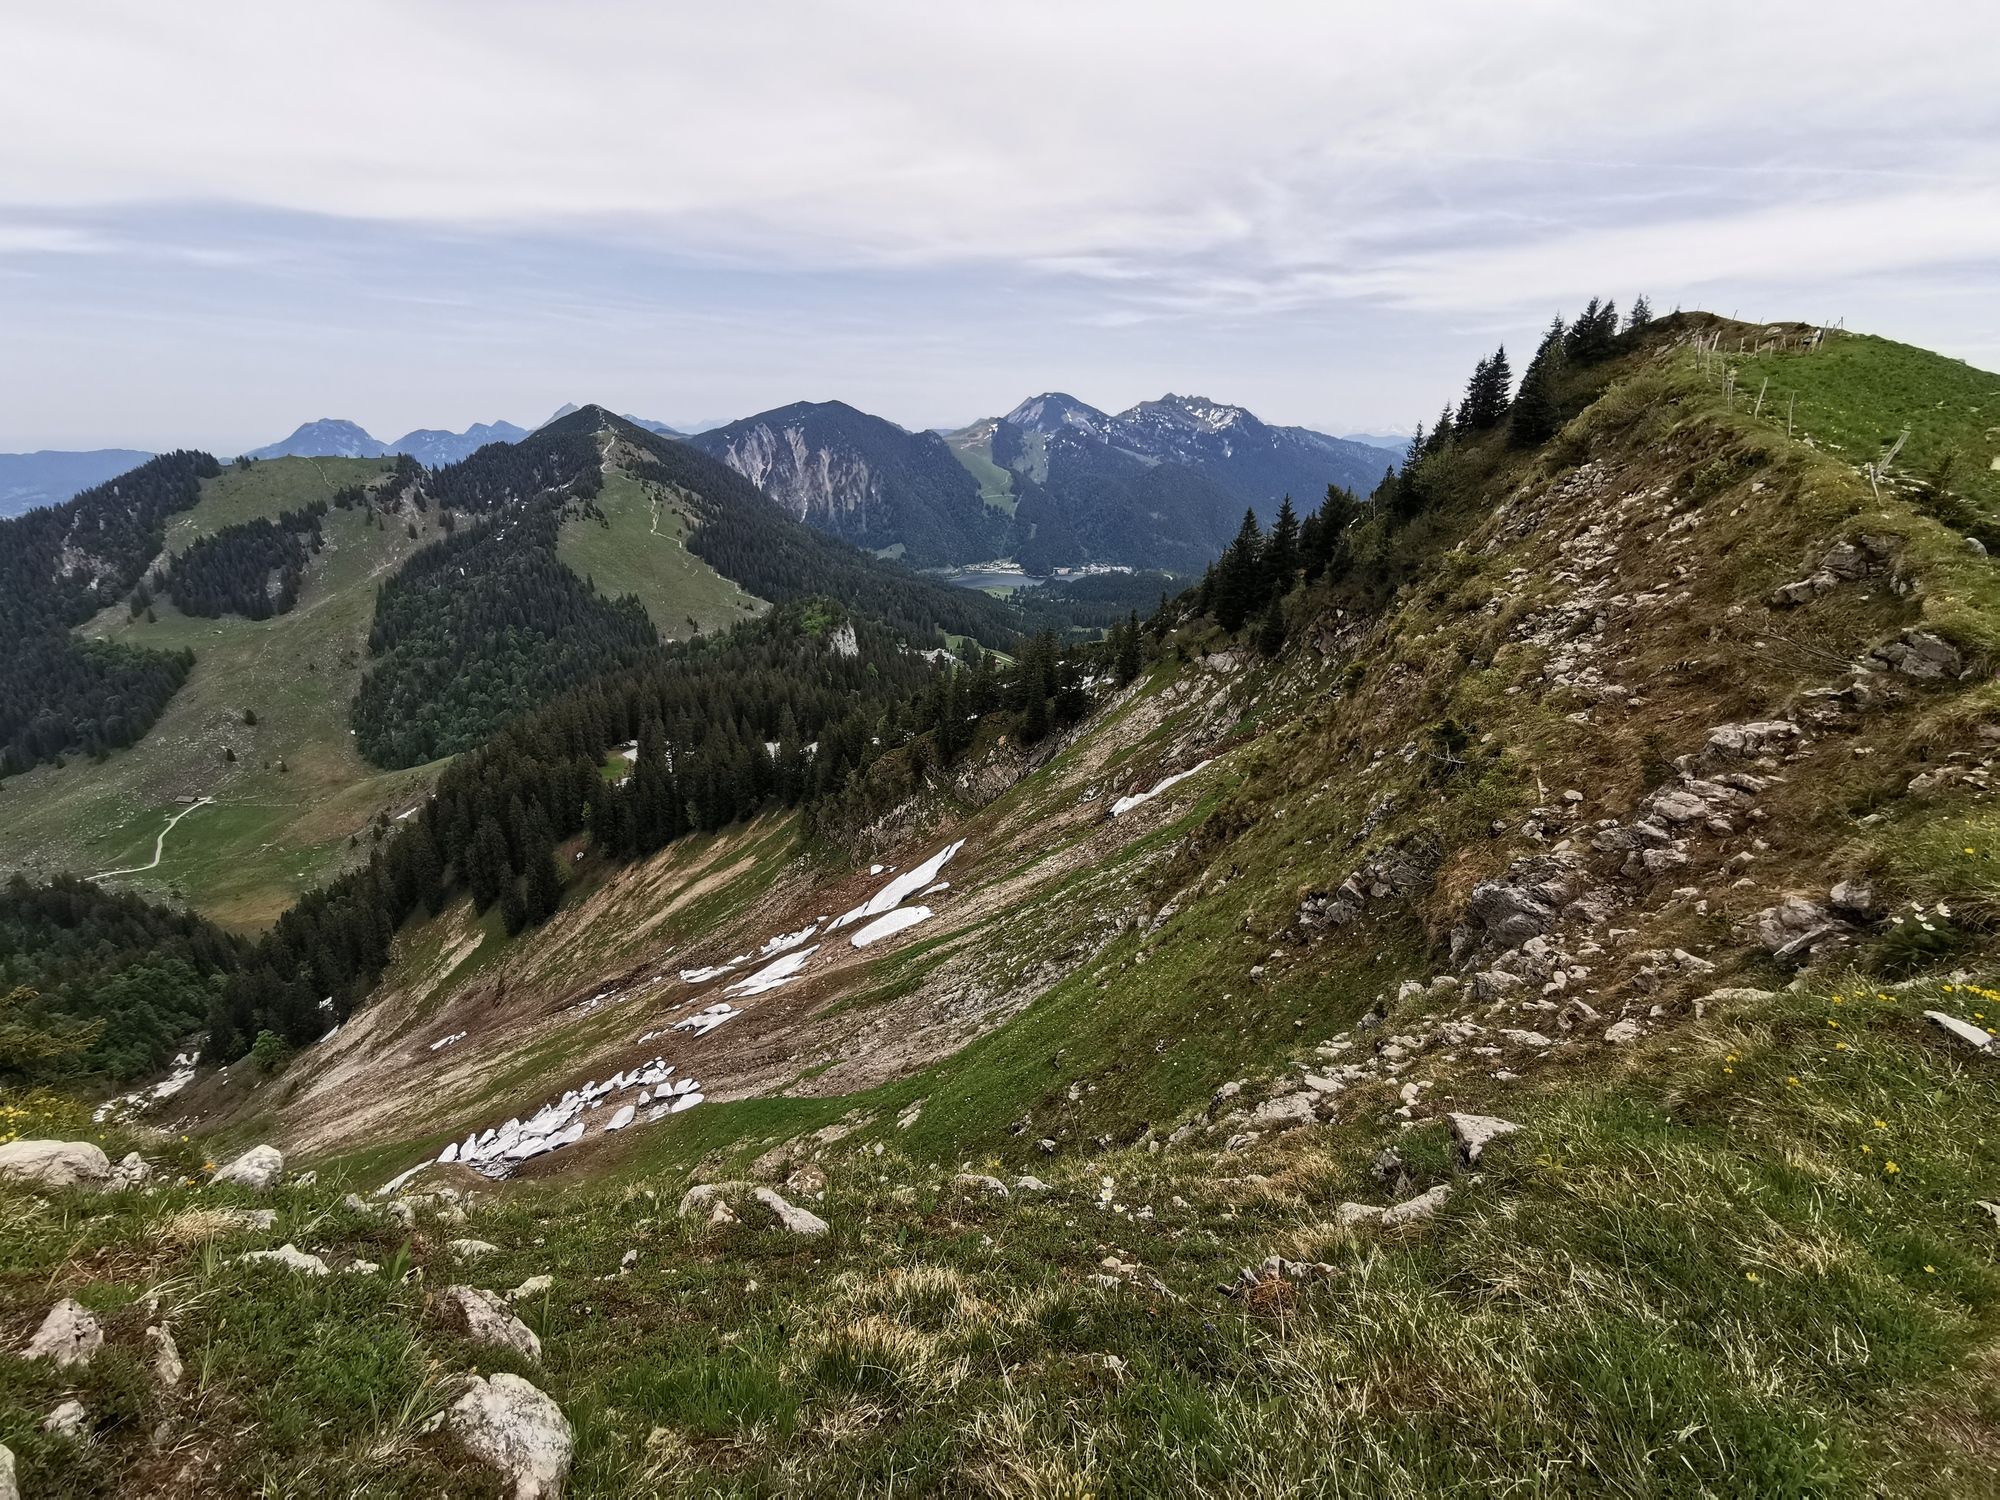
{"left": 555, "top": 472, "right": 765, "bottom": 640}
{"left": 0, "top": 460, "right": 437, "bottom": 930}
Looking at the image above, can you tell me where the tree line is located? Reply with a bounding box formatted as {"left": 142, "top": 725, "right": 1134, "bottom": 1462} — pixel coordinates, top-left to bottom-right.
{"left": 0, "top": 450, "right": 219, "bottom": 776}
{"left": 153, "top": 501, "right": 327, "bottom": 620}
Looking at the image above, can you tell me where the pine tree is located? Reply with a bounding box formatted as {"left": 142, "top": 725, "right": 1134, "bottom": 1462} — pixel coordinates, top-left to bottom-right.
{"left": 1114, "top": 609, "right": 1142, "bottom": 684}
{"left": 1459, "top": 347, "right": 1512, "bottom": 430}
{"left": 1265, "top": 495, "right": 1300, "bottom": 594}
{"left": 1255, "top": 596, "right": 1287, "bottom": 658}
{"left": 1626, "top": 294, "right": 1652, "bottom": 331}
{"left": 1509, "top": 315, "right": 1568, "bottom": 447}
{"left": 467, "top": 815, "right": 511, "bottom": 912}
{"left": 1212, "top": 509, "right": 1266, "bottom": 632}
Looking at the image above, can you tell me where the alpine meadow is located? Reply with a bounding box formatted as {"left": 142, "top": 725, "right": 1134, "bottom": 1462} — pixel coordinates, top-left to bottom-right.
{"left": 3, "top": 5, "right": 1998, "bottom": 1497}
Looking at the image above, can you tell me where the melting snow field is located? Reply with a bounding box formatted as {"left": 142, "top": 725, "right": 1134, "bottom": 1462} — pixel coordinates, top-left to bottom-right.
{"left": 830, "top": 841, "right": 963, "bottom": 930}
{"left": 426, "top": 1057, "right": 706, "bottom": 1179}
{"left": 1110, "top": 761, "right": 1213, "bottom": 817}
{"left": 851, "top": 906, "right": 933, "bottom": 948}
{"left": 673, "top": 1002, "right": 742, "bottom": 1036}
{"left": 94, "top": 1049, "right": 200, "bottom": 1123}
{"left": 725, "top": 946, "right": 820, "bottom": 997}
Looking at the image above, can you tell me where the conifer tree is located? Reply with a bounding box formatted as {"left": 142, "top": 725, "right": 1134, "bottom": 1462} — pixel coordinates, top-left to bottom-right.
{"left": 1510, "top": 315, "right": 1568, "bottom": 447}
{"left": 1212, "top": 509, "right": 1266, "bottom": 632}
{"left": 1255, "top": 597, "right": 1287, "bottom": 658}
{"left": 1115, "top": 609, "right": 1143, "bottom": 684}
{"left": 467, "top": 815, "right": 511, "bottom": 912}
{"left": 1264, "top": 496, "right": 1300, "bottom": 595}
{"left": 1626, "top": 294, "right": 1652, "bottom": 331}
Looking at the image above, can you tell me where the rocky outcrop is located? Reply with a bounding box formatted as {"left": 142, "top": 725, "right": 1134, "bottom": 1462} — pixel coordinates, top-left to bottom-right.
{"left": 753, "top": 1187, "right": 829, "bottom": 1235}
{"left": 234, "top": 1243, "right": 330, "bottom": 1276}
{"left": 211, "top": 1144, "right": 284, "bottom": 1191}
{"left": 449, "top": 1372, "right": 574, "bottom": 1500}
{"left": 23, "top": 1298, "right": 102, "bottom": 1367}
{"left": 438, "top": 1286, "right": 542, "bottom": 1361}
{"left": 1447, "top": 1113, "right": 1521, "bottom": 1166}
{"left": 0, "top": 1139, "right": 110, "bottom": 1189}
{"left": 1751, "top": 896, "right": 1848, "bottom": 962}
{"left": 1297, "top": 840, "right": 1437, "bottom": 934}
{"left": 1450, "top": 854, "right": 1583, "bottom": 961}
{"left": 1873, "top": 629, "right": 1964, "bottom": 681}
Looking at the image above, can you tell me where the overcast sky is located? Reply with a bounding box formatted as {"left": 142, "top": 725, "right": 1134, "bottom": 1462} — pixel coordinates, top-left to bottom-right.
{"left": 3, "top": 1, "right": 1995, "bottom": 453}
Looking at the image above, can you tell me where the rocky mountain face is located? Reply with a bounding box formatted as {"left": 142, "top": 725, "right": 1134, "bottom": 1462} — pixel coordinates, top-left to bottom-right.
{"left": 688, "top": 400, "right": 1008, "bottom": 566}
{"left": 0, "top": 448, "right": 154, "bottom": 517}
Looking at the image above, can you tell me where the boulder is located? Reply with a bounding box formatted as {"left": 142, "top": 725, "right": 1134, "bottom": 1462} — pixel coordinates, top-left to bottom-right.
{"left": 1334, "top": 1201, "right": 1383, "bottom": 1228}
{"left": 211, "top": 1144, "right": 284, "bottom": 1191}
{"left": 1603, "top": 1019, "right": 1646, "bottom": 1045}
{"left": 448, "top": 1239, "right": 503, "bottom": 1261}
{"left": 1874, "top": 629, "right": 1963, "bottom": 681}
{"left": 107, "top": 1151, "right": 153, "bottom": 1190}
{"left": 1447, "top": 1112, "right": 1521, "bottom": 1167}
{"left": 0, "top": 1139, "right": 110, "bottom": 1189}
{"left": 1753, "top": 897, "right": 1844, "bottom": 961}
{"left": 1925, "top": 1011, "right": 1996, "bottom": 1055}
{"left": 0, "top": 1441, "right": 15, "bottom": 1500}
{"left": 508, "top": 1275, "right": 554, "bottom": 1302}
{"left": 954, "top": 1173, "right": 1010, "bottom": 1197}
{"left": 234, "top": 1243, "right": 330, "bottom": 1276}
{"left": 1829, "top": 879, "right": 1874, "bottom": 916}
{"left": 753, "top": 1187, "right": 829, "bottom": 1236}
{"left": 42, "top": 1399, "right": 88, "bottom": 1439}
{"left": 449, "top": 1372, "right": 574, "bottom": 1500}
{"left": 1013, "top": 1175, "right": 1052, "bottom": 1193}
{"left": 438, "top": 1285, "right": 542, "bottom": 1361}
{"left": 1704, "top": 721, "right": 1800, "bottom": 759}
{"left": 1247, "top": 1093, "right": 1318, "bottom": 1131}
{"left": 23, "top": 1297, "right": 102, "bottom": 1368}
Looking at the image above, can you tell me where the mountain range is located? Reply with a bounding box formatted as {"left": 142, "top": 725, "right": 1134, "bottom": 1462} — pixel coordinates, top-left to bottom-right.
{"left": 0, "top": 448, "right": 156, "bottom": 518}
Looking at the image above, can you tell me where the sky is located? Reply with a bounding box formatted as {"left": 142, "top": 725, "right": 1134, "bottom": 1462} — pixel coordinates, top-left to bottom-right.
{"left": 3, "top": 0, "right": 1996, "bottom": 454}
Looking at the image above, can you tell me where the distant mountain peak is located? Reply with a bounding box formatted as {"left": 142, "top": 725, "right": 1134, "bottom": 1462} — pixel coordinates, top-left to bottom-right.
{"left": 246, "top": 419, "right": 389, "bottom": 461}
{"left": 1002, "top": 392, "right": 1112, "bottom": 437}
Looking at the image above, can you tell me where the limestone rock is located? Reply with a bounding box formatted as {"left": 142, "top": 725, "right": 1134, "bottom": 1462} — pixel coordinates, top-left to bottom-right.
{"left": 1705, "top": 721, "right": 1800, "bottom": 759}
{"left": 1603, "top": 1019, "right": 1645, "bottom": 1045}
{"left": 677, "top": 1182, "right": 749, "bottom": 1218}
{"left": 1753, "top": 897, "right": 1844, "bottom": 961}
{"left": 42, "top": 1399, "right": 88, "bottom": 1439}
{"left": 148, "top": 1324, "right": 183, "bottom": 1388}
{"left": 954, "top": 1173, "right": 1010, "bottom": 1197}
{"left": 1247, "top": 1092, "right": 1318, "bottom": 1131}
{"left": 1447, "top": 1112, "right": 1521, "bottom": 1166}
{"left": 107, "top": 1152, "right": 153, "bottom": 1190}
{"left": 753, "top": 1187, "right": 829, "bottom": 1235}
{"left": 0, "top": 1139, "right": 110, "bottom": 1189}
{"left": 1013, "top": 1175, "right": 1052, "bottom": 1193}
{"left": 1334, "top": 1201, "right": 1383, "bottom": 1228}
{"left": 439, "top": 1285, "right": 542, "bottom": 1361}
{"left": 1380, "top": 1182, "right": 1452, "bottom": 1227}
{"left": 24, "top": 1297, "right": 102, "bottom": 1368}
{"left": 507, "top": 1275, "right": 554, "bottom": 1302}
{"left": 449, "top": 1239, "right": 503, "bottom": 1261}
{"left": 0, "top": 1440, "right": 15, "bottom": 1500}
{"left": 211, "top": 1144, "right": 284, "bottom": 1191}
{"left": 1925, "top": 1011, "right": 1996, "bottom": 1055}
{"left": 235, "top": 1243, "right": 330, "bottom": 1276}
{"left": 1874, "top": 629, "right": 1963, "bottom": 681}
{"left": 449, "top": 1372, "right": 574, "bottom": 1500}
{"left": 1829, "top": 879, "right": 1874, "bottom": 916}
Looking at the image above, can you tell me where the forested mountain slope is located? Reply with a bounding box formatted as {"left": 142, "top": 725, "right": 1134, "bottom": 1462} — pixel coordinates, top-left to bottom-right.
{"left": 9, "top": 314, "right": 2000, "bottom": 1496}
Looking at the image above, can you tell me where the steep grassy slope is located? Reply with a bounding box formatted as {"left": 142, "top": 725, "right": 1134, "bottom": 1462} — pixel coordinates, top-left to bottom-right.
{"left": 555, "top": 469, "right": 764, "bottom": 639}
{"left": 8, "top": 320, "right": 2000, "bottom": 1495}
{"left": 0, "top": 459, "right": 439, "bottom": 930}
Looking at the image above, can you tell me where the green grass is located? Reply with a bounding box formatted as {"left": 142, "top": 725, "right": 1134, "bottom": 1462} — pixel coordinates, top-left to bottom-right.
{"left": 0, "top": 462, "right": 437, "bottom": 930}
{"left": 556, "top": 472, "right": 765, "bottom": 640}
{"left": 943, "top": 429, "right": 1020, "bottom": 515}
{"left": 1732, "top": 331, "right": 2000, "bottom": 520}
{"left": 5, "top": 968, "right": 1996, "bottom": 1496}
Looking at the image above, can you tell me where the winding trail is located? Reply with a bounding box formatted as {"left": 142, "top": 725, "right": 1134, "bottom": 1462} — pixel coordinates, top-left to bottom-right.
{"left": 91, "top": 796, "right": 215, "bottom": 880}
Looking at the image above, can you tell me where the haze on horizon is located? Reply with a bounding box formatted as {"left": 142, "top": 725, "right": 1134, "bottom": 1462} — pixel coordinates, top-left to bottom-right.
{"left": 2, "top": 0, "right": 1995, "bottom": 455}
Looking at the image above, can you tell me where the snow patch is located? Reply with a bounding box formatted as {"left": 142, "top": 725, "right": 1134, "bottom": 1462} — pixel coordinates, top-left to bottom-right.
{"left": 850, "top": 906, "right": 933, "bottom": 948}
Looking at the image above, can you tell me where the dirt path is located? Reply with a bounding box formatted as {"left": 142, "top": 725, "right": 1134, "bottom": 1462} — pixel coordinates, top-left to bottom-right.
{"left": 92, "top": 796, "right": 214, "bottom": 879}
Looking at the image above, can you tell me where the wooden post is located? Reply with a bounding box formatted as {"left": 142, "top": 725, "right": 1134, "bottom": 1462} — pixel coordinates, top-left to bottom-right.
{"left": 1752, "top": 377, "right": 1768, "bottom": 419}
{"left": 1787, "top": 392, "right": 1796, "bottom": 438}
